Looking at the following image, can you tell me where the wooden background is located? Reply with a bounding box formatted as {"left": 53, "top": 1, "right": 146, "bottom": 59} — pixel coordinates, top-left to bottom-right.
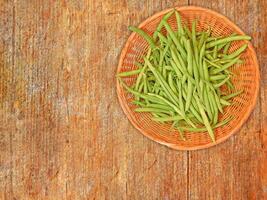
{"left": 0, "top": 0, "right": 266, "bottom": 199}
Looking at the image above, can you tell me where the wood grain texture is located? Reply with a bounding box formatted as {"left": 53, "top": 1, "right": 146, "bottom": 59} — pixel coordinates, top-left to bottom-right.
{"left": 0, "top": 0, "right": 266, "bottom": 200}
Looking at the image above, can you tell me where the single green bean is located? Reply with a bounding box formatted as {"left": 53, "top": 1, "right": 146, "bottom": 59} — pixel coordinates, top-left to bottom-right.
{"left": 177, "top": 80, "right": 185, "bottom": 115}
{"left": 186, "top": 39, "right": 193, "bottom": 76}
{"left": 153, "top": 10, "right": 175, "bottom": 39}
{"left": 192, "top": 21, "right": 199, "bottom": 65}
{"left": 175, "top": 10, "right": 184, "bottom": 36}
{"left": 206, "top": 35, "right": 251, "bottom": 48}
{"left": 211, "top": 56, "right": 240, "bottom": 74}
{"left": 224, "top": 44, "right": 248, "bottom": 59}
{"left": 168, "top": 73, "right": 178, "bottom": 94}
{"left": 170, "top": 59, "right": 183, "bottom": 78}
{"left": 152, "top": 115, "right": 193, "bottom": 122}
{"left": 220, "top": 98, "right": 231, "bottom": 106}
{"left": 214, "top": 76, "right": 230, "bottom": 88}
{"left": 203, "top": 86, "right": 213, "bottom": 121}
{"left": 203, "top": 60, "right": 209, "bottom": 81}
{"left": 195, "top": 95, "right": 215, "bottom": 142}
{"left": 135, "top": 107, "right": 171, "bottom": 114}
{"left": 210, "top": 74, "right": 228, "bottom": 81}
{"left": 185, "top": 80, "right": 194, "bottom": 111}
{"left": 184, "top": 25, "right": 192, "bottom": 40}
{"left": 117, "top": 68, "right": 142, "bottom": 77}
{"left": 129, "top": 26, "right": 156, "bottom": 48}
{"left": 222, "top": 33, "right": 237, "bottom": 53}
{"left": 222, "top": 89, "right": 243, "bottom": 100}
{"left": 146, "top": 103, "right": 174, "bottom": 110}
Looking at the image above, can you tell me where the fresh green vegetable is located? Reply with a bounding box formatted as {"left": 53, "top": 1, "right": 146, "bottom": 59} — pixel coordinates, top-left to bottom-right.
{"left": 118, "top": 10, "right": 250, "bottom": 142}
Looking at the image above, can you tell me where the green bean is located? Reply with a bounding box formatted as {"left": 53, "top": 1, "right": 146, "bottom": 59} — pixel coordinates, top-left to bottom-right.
{"left": 134, "top": 48, "right": 151, "bottom": 91}
{"left": 204, "top": 58, "right": 221, "bottom": 69}
{"left": 223, "top": 41, "right": 231, "bottom": 54}
{"left": 192, "top": 20, "right": 199, "bottom": 65}
{"left": 177, "top": 81, "right": 185, "bottom": 115}
{"left": 168, "top": 73, "right": 178, "bottom": 93}
{"left": 147, "top": 79, "right": 153, "bottom": 92}
{"left": 193, "top": 57, "right": 200, "bottom": 84}
{"left": 218, "top": 58, "right": 243, "bottom": 65}
{"left": 118, "top": 77, "right": 165, "bottom": 104}
{"left": 185, "top": 80, "right": 194, "bottom": 111}
{"left": 213, "top": 90, "right": 223, "bottom": 113}
{"left": 206, "top": 36, "right": 224, "bottom": 42}
{"left": 211, "top": 56, "right": 240, "bottom": 74}
{"left": 146, "top": 103, "right": 173, "bottom": 110}
{"left": 180, "top": 117, "right": 232, "bottom": 132}
{"left": 177, "top": 126, "right": 186, "bottom": 141}
{"left": 124, "top": 19, "right": 249, "bottom": 141}
{"left": 148, "top": 93, "right": 196, "bottom": 128}
{"left": 129, "top": 26, "right": 156, "bottom": 48}
{"left": 210, "top": 74, "right": 228, "bottom": 81}
{"left": 213, "top": 45, "right": 218, "bottom": 59}
{"left": 199, "top": 79, "right": 204, "bottom": 100}
{"left": 117, "top": 68, "right": 142, "bottom": 77}
{"left": 203, "top": 60, "right": 209, "bottom": 81}
{"left": 226, "top": 79, "right": 234, "bottom": 91}
{"left": 175, "top": 10, "right": 184, "bottom": 36}
{"left": 220, "top": 98, "right": 231, "bottom": 106}
{"left": 223, "top": 89, "right": 243, "bottom": 100}
{"left": 206, "top": 35, "right": 251, "bottom": 48}
{"left": 134, "top": 61, "right": 144, "bottom": 68}
{"left": 135, "top": 107, "right": 171, "bottom": 114}
{"left": 198, "top": 43, "right": 205, "bottom": 79}
{"left": 132, "top": 100, "right": 146, "bottom": 107}
{"left": 205, "top": 53, "right": 214, "bottom": 61}
{"left": 214, "top": 76, "right": 230, "bottom": 88}
{"left": 158, "top": 32, "right": 169, "bottom": 45}
{"left": 182, "top": 75, "right": 187, "bottom": 85}
{"left": 162, "top": 65, "right": 167, "bottom": 79}
{"left": 162, "top": 20, "right": 187, "bottom": 59}
{"left": 198, "top": 32, "right": 205, "bottom": 50}
{"left": 147, "top": 93, "right": 183, "bottom": 116}
{"left": 138, "top": 81, "right": 144, "bottom": 93}
{"left": 160, "top": 45, "right": 170, "bottom": 66}
{"left": 170, "top": 47, "right": 188, "bottom": 75}
{"left": 153, "top": 10, "right": 175, "bottom": 39}
{"left": 145, "top": 58, "right": 179, "bottom": 106}
{"left": 152, "top": 115, "right": 190, "bottom": 122}
{"left": 189, "top": 105, "right": 204, "bottom": 124}
{"left": 208, "top": 90, "right": 218, "bottom": 125}
{"left": 170, "top": 59, "right": 183, "bottom": 78}
{"left": 222, "top": 33, "right": 237, "bottom": 53}
{"left": 213, "top": 107, "right": 218, "bottom": 125}
{"left": 203, "top": 86, "right": 213, "bottom": 121}
{"left": 184, "top": 25, "right": 192, "bottom": 40}
{"left": 224, "top": 44, "right": 248, "bottom": 59}
{"left": 195, "top": 95, "right": 215, "bottom": 142}
{"left": 186, "top": 39, "right": 193, "bottom": 76}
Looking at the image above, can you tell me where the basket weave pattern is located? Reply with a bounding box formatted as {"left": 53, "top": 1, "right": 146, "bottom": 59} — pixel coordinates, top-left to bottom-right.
{"left": 116, "top": 6, "right": 260, "bottom": 150}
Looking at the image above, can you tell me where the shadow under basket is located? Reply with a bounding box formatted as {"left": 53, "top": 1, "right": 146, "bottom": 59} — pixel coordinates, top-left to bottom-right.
{"left": 116, "top": 6, "right": 260, "bottom": 150}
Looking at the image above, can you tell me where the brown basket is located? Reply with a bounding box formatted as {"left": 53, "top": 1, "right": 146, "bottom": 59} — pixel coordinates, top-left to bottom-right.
{"left": 116, "top": 6, "right": 260, "bottom": 150}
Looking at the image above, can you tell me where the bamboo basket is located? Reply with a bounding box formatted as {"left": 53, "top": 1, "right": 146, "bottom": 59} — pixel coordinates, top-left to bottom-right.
{"left": 116, "top": 6, "right": 260, "bottom": 150}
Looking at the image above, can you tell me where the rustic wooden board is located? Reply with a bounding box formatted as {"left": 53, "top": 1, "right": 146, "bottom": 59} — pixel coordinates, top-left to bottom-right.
{"left": 0, "top": 0, "right": 266, "bottom": 199}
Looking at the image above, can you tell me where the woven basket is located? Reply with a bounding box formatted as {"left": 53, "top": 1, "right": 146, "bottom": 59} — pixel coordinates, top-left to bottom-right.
{"left": 116, "top": 6, "right": 260, "bottom": 150}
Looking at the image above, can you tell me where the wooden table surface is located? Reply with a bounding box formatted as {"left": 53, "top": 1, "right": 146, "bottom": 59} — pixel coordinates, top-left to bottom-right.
{"left": 0, "top": 0, "right": 266, "bottom": 199}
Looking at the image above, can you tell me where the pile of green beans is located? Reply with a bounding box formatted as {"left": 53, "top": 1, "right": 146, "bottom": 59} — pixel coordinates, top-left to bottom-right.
{"left": 117, "top": 10, "right": 250, "bottom": 142}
